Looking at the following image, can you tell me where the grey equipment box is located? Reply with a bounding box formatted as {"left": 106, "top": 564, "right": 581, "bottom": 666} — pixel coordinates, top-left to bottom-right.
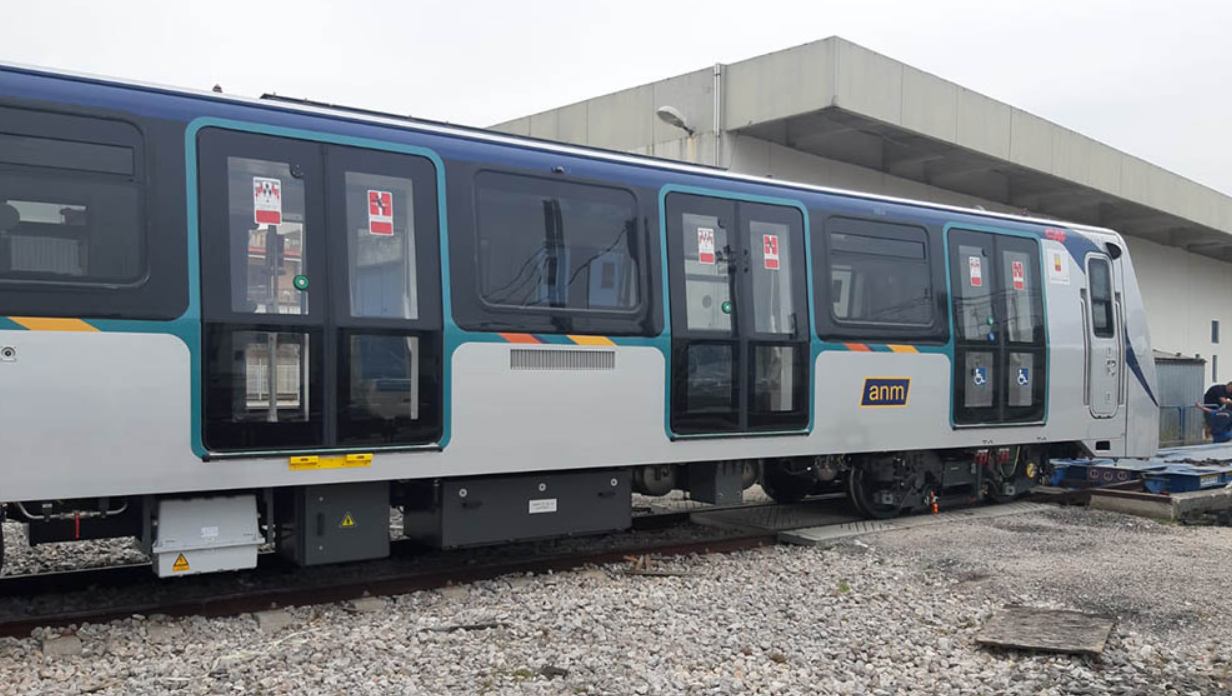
{"left": 151, "top": 495, "right": 262, "bottom": 578}
{"left": 403, "top": 469, "right": 631, "bottom": 549}
{"left": 686, "top": 461, "right": 745, "bottom": 505}
{"left": 277, "top": 481, "right": 390, "bottom": 566}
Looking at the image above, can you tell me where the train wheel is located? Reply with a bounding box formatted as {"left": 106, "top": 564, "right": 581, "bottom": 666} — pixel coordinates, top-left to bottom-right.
{"left": 761, "top": 459, "right": 811, "bottom": 504}
{"left": 846, "top": 464, "right": 904, "bottom": 520}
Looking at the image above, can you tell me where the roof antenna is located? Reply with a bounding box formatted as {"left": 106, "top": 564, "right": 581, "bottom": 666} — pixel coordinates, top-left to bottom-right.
{"left": 212, "top": 84, "right": 223, "bottom": 93}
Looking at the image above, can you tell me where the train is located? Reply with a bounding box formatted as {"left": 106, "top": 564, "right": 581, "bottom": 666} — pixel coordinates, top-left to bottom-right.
{"left": 0, "top": 63, "right": 1158, "bottom": 576}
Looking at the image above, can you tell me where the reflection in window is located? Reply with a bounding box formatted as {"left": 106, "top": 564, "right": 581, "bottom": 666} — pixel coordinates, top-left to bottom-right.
{"left": 1002, "top": 250, "right": 1040, "bottom": 343}
{"left": 684, "top": 343, "right": 734, "bottom": 415}
{"left": 954, "top": 243, "right": 993, "bottom": 342}
{"left": 233, "top": 330, "right": 312, "bottom": 423}
{"left": 0, "top": 186, "right": 141, "bottom": 281}
{"left": 749, "top": 220, "right": 793, "bottom": 335}
{"left": 340, "top": 333, "right": 421, "bottom": 444}
{"left": 475, "top": 172, "right": 638, "bottom": 312}
{"left": 753, "top": 345, "right": 795, "bottom": 412}
{"left": 829, "top": 231, "right": 933, "bottom": 327}
{"left": 345, "top": 172, "right": 418, "bottom": 320}
{"left": 682, "top": 213, "right": 732, "bottom": 333}
{"left": 226, "top": 157, "right": 307, "bottom": 315}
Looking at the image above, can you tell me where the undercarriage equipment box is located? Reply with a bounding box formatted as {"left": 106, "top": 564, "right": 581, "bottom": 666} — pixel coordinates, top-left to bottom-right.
{"left": 152, "top": 495, "right": 261, "bottom": 578}
{"left": 277, "top": 481, "right": 390, "bottom": 566}
{"left": 404, "top": 469, "right": 631, "bottom": 548}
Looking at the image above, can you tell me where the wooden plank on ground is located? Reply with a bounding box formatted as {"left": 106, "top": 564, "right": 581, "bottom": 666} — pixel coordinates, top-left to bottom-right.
{"left": 976, "top": 606, "right": 1114, "bottom": 656}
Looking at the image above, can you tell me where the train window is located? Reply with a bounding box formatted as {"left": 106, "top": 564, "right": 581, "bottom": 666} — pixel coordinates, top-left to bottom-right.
{"left": 749, "top": 219, "right": 794, "bottom": 335}
{"left": 682, "top": 212, "right": 733, "bottom": 333}
{"left": 474, "top": 172, "right": 639, "bottom": 312}
{"left": 203, "top": 328, "right": 324, "bottom": 451}
{"left": 0, "top": 104, "right": 186, "bottom": 319}
{"left": 343, "top": 171, "right": 418, "bottom": 320}
{"left": 1089, "top": 258, "right": 1114, "bottom": 338}
{"left": 0, "top": 169, "right": 143, "bottom": 284}
{"left": 828, "top": 229, "right": 932, "bottom": 326}
{"left": 226, "top": 157, "right": 308, "bottom": 315}
{"left": 338, "top": 331, "right": 438, "bottom": 445}
{"left": 1002, "top": 249, "right": 1040, "bottom": 343}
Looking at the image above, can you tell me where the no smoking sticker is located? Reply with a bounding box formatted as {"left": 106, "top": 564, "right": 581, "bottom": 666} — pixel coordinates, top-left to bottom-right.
{"left": 253, "top": 177, "right": 282, "bottom": 226}
{"left": 697, "top": 228, "right": 716, "bottom": 265}
{"left": 1012, "top": 261, "right": 1025, "bottom": 290}
{"left": 762, "top": 234, "right": 780, "bottom": 270}
{"left": 968, "top": 256, "right": 983, "bottom": 287}
{"left": 367, "top": 190, "right": 394, "bottom": 236}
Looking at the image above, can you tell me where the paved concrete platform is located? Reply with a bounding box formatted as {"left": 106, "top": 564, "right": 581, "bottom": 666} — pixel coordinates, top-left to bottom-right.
{"left": 780, "top": 502, "right": 1052, "bottom": 546}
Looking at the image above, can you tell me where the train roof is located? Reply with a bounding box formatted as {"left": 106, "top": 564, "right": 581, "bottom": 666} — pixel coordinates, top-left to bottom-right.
{"left": 0, "top": 60, "right": 1124, "bottom": 242}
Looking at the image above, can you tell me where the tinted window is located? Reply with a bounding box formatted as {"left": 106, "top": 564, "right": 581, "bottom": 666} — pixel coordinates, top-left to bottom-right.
{"left": 1089, "top": 258, "right": 1114, "bottom": 338}
{"left": 0, "top": 138, "right": 143, "bottom": 284}
{"left": 474, "top": 172, "right": 639, "bottom": 312}
{"left": 829, "top": 230, "right": 933, "bottom": 326}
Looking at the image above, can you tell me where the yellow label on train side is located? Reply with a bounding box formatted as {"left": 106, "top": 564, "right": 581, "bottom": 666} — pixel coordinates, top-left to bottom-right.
{"left": 288, "top": 453, "right": 374, "bottom": 471}
{"left": 860, "top": 377, "right": 910, "bottom": 407}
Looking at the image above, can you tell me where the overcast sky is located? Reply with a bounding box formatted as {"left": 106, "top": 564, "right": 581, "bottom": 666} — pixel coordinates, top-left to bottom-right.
{"left": 3, "top": 0, "right": 1229, "bottom": 194}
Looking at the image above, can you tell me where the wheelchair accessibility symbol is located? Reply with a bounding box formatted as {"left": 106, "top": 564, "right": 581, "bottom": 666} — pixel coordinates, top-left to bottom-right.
{"left": 1016, "top": 368, "right": 1030, "bottom": 386}
{"left": 972, "top": 367, "right": 987, "bottom": 387}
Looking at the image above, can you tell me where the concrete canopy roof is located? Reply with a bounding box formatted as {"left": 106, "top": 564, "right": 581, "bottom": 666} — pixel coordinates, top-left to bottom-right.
{"left": 492, "top": 37, "right": 1232, "bottom": 263}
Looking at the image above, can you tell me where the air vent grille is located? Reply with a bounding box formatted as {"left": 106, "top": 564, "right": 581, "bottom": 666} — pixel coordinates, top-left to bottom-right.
{"left": 510, "top": 348, "right": 616, "bottom": 371}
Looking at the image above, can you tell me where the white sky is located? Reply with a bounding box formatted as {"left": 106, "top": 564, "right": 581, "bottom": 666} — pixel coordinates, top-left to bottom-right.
{"left": 3, "top": 0, "right": 1229, "bottom": 194}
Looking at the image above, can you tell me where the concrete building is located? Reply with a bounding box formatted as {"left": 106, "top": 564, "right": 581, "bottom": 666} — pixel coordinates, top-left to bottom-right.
{"left": 492, "top": 36, "right": 1232, "bottom": 385}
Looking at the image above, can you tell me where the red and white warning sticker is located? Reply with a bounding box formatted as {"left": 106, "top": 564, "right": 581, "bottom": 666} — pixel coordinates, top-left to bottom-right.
{"left": 763, "top": 234, "right": 780, "bottom": 270}
{"left": 367, "top": 190, "right": 394, "bottom": 236}
{"left": 1011, "top": 260, "right": 1025, "bottom": 290}
{"left": 697, "top": 227, "right": 716, "bottom": 265}
{"left": 968, "top": 256, "right": 983, "bottom": 287}
{"left": 253, "top": 177, "right": 282, "bottom": 226}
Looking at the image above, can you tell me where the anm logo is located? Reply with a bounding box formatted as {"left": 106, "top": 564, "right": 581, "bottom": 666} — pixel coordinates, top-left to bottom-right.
{"left": 860, "top": 377, "right": 910, "bottom": 407}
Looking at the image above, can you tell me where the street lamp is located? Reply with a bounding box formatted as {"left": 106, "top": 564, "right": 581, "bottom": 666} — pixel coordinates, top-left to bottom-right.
{"left": 655, "top": 106, "right": 694, "bottom": 137}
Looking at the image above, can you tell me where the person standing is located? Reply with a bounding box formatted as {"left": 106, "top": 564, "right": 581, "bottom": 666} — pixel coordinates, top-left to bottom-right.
{"left": 1204, "top": 381, "right": 1232, "bottom": 410}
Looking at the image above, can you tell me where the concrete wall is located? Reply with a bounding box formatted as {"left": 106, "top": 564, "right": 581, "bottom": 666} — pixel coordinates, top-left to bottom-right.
{"left": 1126, "top": 236, "right": 1231, "bottom": 384}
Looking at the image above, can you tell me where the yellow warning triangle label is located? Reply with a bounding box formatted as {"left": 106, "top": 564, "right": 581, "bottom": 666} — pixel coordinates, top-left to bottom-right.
{"left": 340, "top": 512, "right": 356, "bottom": 528}
{"left": 172, "top": 554, "right": 190, "bottom": 572}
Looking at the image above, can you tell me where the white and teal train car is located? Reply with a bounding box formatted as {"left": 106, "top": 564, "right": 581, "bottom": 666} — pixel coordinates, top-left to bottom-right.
{"left": 0, "top": 64, "right": 1158, "bottom": 576}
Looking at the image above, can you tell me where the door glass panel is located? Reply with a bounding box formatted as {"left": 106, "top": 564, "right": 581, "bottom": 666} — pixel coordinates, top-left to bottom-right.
{"left": 682, "top": 213, "right": 732, "bottom": 333}
{"left": 964, "top": 351, "right": 995, "bottom": 408}
{"left": 339, "top": 333, "right": 421, "bottom": 444}
{"left": 955, "top": 243, "right": 992, "bottom": 342}
{"left": 1002, "top": 249, "right": 1038, "bottom": 343}
{"left": 752, "top": 345, "right": 796, "bottom": 412}
{"left": 684, "top": 343, "right": 735, "bottom": 416}
{"left": 749, "top": 220, "right": 793, "bottom": 335}
{"left": 1007, "top": 352, "right": 1035, "bottom": 407}
{"left": 345, "top": 172, "right": 418, "bottom": 320}
{"left": 227, "top": 157, "right": 307, "bottom": 315}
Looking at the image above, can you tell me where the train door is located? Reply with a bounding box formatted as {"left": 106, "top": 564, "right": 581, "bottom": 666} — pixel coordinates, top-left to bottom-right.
{"left": 1084, "top": 253, "right": 1121, "bottom": 418}
{"left": 949, "top": 229, "right": 1046, "bottom": 426}
{"left": 664, "top": 193, "right": 810, "bottom": 436}
{"left": 197, "top": 129, "right": 442, "bottom": 452}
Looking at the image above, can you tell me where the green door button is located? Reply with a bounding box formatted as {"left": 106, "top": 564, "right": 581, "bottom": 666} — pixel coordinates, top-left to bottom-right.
{"left": 721, "top": 300, "right": 733, "bottom": 314}
{"left": 293, "top": 275, "right": 309, "bottom": 291}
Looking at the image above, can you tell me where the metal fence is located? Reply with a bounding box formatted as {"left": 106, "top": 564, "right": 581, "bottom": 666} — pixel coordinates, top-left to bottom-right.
{"left": 1155, "top": 354, "right": 1208, "bottom": 447}
{"left": 1160, "top": 405, "right": 1207, "bottom": 447}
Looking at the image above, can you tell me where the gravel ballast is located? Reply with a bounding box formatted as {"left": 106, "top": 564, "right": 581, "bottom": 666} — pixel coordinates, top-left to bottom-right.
{"left": 1, "top": 505, "right": 1230, "bottom": 695}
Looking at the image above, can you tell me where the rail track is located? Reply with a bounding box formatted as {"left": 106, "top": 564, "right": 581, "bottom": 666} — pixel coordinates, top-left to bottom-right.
{"left": 0, "top": 503, "right": 792, "bottom": 638}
